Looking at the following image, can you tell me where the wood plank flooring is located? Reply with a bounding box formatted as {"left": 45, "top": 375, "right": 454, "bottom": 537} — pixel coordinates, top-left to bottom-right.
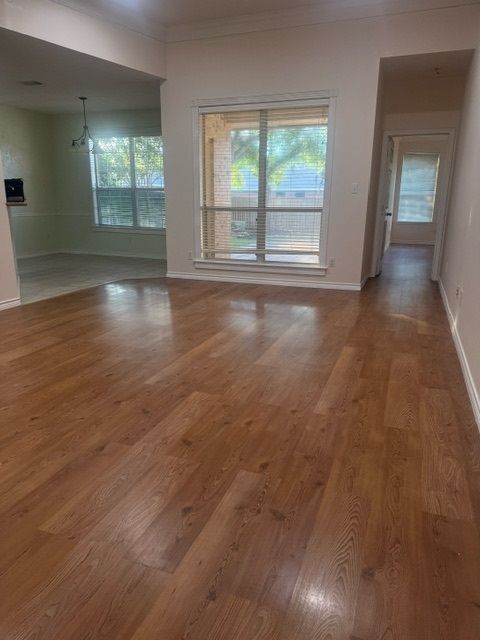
{"left": 1, "top": 244, "right": 480, "bottom": 639}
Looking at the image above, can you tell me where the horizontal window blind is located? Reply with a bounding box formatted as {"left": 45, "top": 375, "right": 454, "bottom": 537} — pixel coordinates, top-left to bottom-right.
{"left": 397, "top": 153, "right": 440, "bottom": 223}
{"left": 200, "top": 105, "right": 329, "bottom": 265}
{"left": 91, "top": 135, "right": 165, "bottom": 229}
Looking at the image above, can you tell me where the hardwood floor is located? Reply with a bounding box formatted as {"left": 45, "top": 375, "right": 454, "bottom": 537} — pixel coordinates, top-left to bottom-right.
{"left": 1, "top": 244, "right": 479, "bottom": 639}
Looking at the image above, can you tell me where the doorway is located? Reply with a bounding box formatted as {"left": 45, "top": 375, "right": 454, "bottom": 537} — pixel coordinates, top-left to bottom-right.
{"left": 0, "top": 27, "right": 166, "bottom": 306}
{"left": 371, "top": 130, "right": 455, "bottom": 281}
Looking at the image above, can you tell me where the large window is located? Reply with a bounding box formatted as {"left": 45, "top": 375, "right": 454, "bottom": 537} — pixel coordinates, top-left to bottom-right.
{"left": 91, "top": 135, "right": 165, "bottom": 230}
{"left": 397, "top": 153, "right": 440, "bottom": 223}
{"left": 199, "top": 103, "right": 330, "bottom": 265}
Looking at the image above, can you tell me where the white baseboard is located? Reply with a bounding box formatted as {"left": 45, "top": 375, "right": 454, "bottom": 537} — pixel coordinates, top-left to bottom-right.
{"left": 439, "top": 279, "right": 480, "bottom": 429}
{"left": 390, "top": 241, "right": 436, "bottom": 246}
{"left": 0, "top": 297, "right": 21, "bottom": 311}
{"left": 62, "top": 249, "right": 167, "bottom": 261}
{"left": 17, "top": 250, "right": 61, "bottom": 259}
{"left": 167, "top": 270, "right": 362, "bottom": 290}
{"left": 360, "top": 274, "right": 370, "bottom": 289}
{"left": 18, "top": 250, "right": 166, "bottom": 261}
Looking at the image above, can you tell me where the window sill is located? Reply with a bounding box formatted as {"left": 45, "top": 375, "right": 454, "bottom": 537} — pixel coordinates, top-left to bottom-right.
{"left": 194, "top": 259, "right": 327, "bottom": 277}
{"left": 396, "top": 220, "right": 434, "bottom": 225}
{"left": 92, "top": 225, "right": 166, "bottom": 235}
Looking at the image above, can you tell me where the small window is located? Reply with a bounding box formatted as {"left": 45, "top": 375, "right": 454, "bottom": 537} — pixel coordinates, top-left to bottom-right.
{"left": 90, "top": 135, "right": 165, "bottom": 230}
{"left": 397, "top": 153, "right": 440, "bottom": 223}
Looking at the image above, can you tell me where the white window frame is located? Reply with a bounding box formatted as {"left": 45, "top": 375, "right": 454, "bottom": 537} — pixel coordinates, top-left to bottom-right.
{"left": 191, "top": 91, "right": 336, "bottom": 272}
{"left": 90, "top": 133, "right": 166, "bottom": 235}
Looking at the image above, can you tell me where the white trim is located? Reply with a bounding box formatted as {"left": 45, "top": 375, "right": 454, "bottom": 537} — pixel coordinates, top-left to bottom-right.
{"left": 165, "top": 2, "right": 479, "bottom": 43}
{"left": 360, "top": 274, "right": 370, "bottom": 289}
{"left": 191, "top": 91, "right": 336, "bottom": 269}
{"left": 8, "top": 212, "right": 57, "bottom": 219}
{"left": 60, "top": 249, "right": 167, "bottom": 261}
{"left": 48, "top": 0, "right": 480, "bottom": 44}
{"left": 193, "top": 91, "right": 335, "bottom": 109}
{"left": 390, "top": 240, "right": 436, "bottom": 245}
{"left": 17, "top": 250, "right": 61, "bottom": 259}
{"left": 90, "top": 126, "right": 162, "bottom": 138}
{"left": 167, "top": 270, "right": 361, "bottom": 290}
{"left": 371, "top": 128, "right": 456, "bottom": 280}
{"left": 17, "top": 250, "right": 167, "bottom": 261}
{"left": 0, "top": 297, "right": 21, "bottom": 311}
{"left": 439, "top": 280, "right": 480, "bottom": 430}
{"left": 194, "top": 259, "right": 327, "bottom": 276}
{"left": 91, "top": 225, "right": 166, "bottom": 236}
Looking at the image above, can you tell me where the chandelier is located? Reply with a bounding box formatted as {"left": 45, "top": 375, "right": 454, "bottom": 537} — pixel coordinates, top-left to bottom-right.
{"left": 71, "top": 96, "right": 97, "bottom": 154}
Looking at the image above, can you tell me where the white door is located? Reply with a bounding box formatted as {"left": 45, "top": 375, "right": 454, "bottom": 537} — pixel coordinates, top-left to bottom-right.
{"left": 374, "top": 136, "right": 395, "bottom": 276}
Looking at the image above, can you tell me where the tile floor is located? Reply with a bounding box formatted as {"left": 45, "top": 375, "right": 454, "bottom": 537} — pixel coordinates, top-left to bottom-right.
{"left": 17, "top": 253, "right": 167, "bottom": 304}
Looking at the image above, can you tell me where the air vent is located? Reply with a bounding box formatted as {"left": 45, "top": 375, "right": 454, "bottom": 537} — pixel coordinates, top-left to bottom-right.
{"left": 19, "top": 80, "right": 44, "bottom": 86}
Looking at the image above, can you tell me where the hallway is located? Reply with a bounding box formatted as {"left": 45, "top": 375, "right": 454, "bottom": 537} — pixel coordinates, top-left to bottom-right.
{"left": 0, "top": 245, "right": 479, "bottom": 638}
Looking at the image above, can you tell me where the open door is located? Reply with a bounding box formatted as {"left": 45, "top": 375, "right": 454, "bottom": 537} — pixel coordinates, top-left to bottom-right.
{"left": 373, "top": 136, "right": 395, "bottom": 276}
{"left": 371, "top": 130, "right": 455, "bottom": 281}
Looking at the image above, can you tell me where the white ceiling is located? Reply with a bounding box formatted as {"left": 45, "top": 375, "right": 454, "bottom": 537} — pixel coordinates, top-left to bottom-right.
{"left": 382, "top": 50, "right": 474, "bottom": 81}
{"left": 0, "top": 3, "right": 475, "bottom": 113}
{"left": 0, "top": 28, "right": 161, "bottom": 113}
{"left": 51, "top": 0, "right": 480, "bottom": 40}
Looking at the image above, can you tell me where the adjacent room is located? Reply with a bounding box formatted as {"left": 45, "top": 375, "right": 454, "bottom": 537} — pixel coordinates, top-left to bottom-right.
{"left": 0, "top": 28, "right": 166, "bottom": 304}
{"left": 369, "top": 50, "right": 472, "bottom": 281}
{"left": 1, "top": 1, "right": 480, "bottom": 639}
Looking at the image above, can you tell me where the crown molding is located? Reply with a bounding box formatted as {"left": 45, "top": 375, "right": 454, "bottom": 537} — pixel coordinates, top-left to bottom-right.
{"left": 50, "top": 0, "right": 167, "bottom": 42}
{"left": 165, "top": 0, "right": 479, "bottom": 43}
{"left": 49, "top": 0, "right": 479, "bottom": 44}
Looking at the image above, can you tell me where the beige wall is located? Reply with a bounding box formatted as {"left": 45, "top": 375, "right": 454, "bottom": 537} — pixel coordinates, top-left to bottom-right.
{"left": 162, "top": 5, "right": 480, "bottom": 288}
{"left": 382, "top": 71, "right": 466, "bottom": 133}
{"left": 383, "top": 75, "right": 467, "bottom": 115}
{"left": 361, "top": 71, "right": 385, "bottom": 281}
{"left": 0, "top": 0, "right": 165, "bottom": 77}
{"left": 441, "top": 39, "right": 480, "bottom": 423}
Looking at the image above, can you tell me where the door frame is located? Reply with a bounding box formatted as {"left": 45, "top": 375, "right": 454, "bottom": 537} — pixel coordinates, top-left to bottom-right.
{"left": 370, "top": 128, "right": 457, "bottom": 281}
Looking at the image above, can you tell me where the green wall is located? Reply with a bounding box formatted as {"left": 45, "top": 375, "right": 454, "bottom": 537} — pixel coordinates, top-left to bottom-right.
{"left": 0, "top": 105, "right": 166, "bottom": 260}
{"left": 0, "top": 105, "right": 57, "bottom": 257}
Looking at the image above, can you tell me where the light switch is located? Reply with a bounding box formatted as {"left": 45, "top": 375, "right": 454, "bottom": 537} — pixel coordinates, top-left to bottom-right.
{"left": 352, "top": 183, "right": 359, "bottom": 194}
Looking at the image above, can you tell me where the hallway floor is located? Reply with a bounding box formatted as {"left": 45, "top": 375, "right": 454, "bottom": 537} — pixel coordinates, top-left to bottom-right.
{"left": 17, "top": 253, "right": 167, "bottom": 304}
{"left": 0, "top": 245, "right": 479, "bottom": 639}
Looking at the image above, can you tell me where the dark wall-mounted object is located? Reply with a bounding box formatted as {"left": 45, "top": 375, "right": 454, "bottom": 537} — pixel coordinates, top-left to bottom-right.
{"left": 4, "top": 178, "right": 25, "bottom": 203}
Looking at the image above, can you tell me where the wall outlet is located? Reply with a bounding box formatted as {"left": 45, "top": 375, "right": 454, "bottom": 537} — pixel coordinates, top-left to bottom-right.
{"left": 328, "top": 257, "right": 335, "bottom": 268}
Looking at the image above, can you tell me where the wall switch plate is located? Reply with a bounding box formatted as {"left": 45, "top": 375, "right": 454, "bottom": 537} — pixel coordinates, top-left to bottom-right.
{"left": 187, "top": 251, "right": 193, "bottom": 260}
{"left": 328, "top": 257, "right": 335, "bottom": 268}
{"left": 352, "top": 183, "right": 359, "bottom": 194}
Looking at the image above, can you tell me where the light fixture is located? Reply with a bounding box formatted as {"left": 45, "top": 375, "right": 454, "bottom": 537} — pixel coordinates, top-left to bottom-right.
{"left": 71, "top": 96, "right": 97, "bottom": 154}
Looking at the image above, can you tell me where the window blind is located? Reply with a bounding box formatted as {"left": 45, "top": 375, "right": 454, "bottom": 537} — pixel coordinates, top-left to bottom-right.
{"left": 91, "top": 135, "right": 165, "bottom": 229}
{"left": 200, "top": 105, "right": 329, "bottom": 264}
{"left": 397, "top": 153, "right": 440, "bottom": 223}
